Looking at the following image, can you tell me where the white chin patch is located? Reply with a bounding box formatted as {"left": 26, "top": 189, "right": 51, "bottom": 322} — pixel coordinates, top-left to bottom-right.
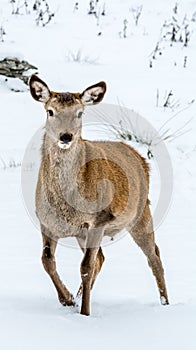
{"left": 58, "top": 141, "right": 72, "bottom": 150}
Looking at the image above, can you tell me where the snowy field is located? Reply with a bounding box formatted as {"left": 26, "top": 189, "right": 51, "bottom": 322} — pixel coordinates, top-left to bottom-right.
{"left": 0, "top": 0, "right": 196, "bottom": 349}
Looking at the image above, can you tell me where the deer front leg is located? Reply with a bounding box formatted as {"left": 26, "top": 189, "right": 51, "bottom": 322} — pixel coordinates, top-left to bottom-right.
{"left": 80, "top": 247, "right": 99, "bottom": 316}
{"left": 80, "top": 228, "right": 104, "bottom": 316}
{"left": 41, "top": 229, "right": 74, "bottom": 307}
{"left": 76, "top": 237, "right": 105, "bottom": 299}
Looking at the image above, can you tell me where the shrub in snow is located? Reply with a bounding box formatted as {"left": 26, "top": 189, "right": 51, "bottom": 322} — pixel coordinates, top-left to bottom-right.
{"left": 9, "top": 0, "right": 55, "bottom": 27}
{"left": 88, "top": 0, "right": 98, "bottom": 16}
{"left": 65, "top": 49, "right": 99, "bottom": 65}
{"left": 149, "top": 4, "right": 195, "bottom": 68}
{"left": 0, "top": 155, "right": 21, "bottom": 169}
{"left": 162, "top": 15, "right": 191, "bottom": 47}
{"left": 109, "top": 96, "right": 194, "bottom": 159}
{"left": 87, "top": 0, "right": 106, "bottom": 27}
{"left": 33, "top": 0, "right": 55, "bottom": 27}
{"left": 161, "top": 3, "right": 193, "bottom": 47}
{"left": 10, "top": 0, "right": 30, "bottom": 15}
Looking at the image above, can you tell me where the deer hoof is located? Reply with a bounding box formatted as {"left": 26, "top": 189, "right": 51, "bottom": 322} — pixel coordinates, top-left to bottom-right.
{"left": 59, "top": 294, "right": 75, "bottom": 307}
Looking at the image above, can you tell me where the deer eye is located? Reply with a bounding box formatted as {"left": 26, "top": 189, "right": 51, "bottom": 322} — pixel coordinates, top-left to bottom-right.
{"left": 48, "top": 109, "right": 54, "bottom": 117}
{"left": 77, "top": 111, "right": 83, "bottom": 118}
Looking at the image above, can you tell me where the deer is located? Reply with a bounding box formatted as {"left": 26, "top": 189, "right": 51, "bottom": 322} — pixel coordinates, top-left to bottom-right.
{"left": 29, "top": 74, "right": 169, "bottom": 316}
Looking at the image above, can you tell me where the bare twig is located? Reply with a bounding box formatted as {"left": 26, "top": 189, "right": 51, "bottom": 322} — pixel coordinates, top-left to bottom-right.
{"left": 0, "top": 24, "right": 6, "bottom": 42}
{"left": 130, "top": 5, "right": 143, "bottom": 26}
{"left": 163, "top": 90, "right": 173, "bottom": 108}
{"left": 123, "top": 19, "right": 128, "bottom": 38}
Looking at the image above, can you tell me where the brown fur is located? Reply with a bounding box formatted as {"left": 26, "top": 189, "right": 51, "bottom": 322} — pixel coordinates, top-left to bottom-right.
{"left": 29, "top": 75, "right": 169, "bottom": 316}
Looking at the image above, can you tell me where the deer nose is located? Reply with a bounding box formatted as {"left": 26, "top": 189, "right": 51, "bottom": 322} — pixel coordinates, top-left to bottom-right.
{"left": 59, "top": 133, "right": 73, "bottom": 143}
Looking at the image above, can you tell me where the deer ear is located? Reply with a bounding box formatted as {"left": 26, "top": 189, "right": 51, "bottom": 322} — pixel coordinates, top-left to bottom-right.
{"left": 29, "top": 75, "right": 51, "bottom": 103}
{"left": 80, "top": 81, "right": 106, "bottom": 105}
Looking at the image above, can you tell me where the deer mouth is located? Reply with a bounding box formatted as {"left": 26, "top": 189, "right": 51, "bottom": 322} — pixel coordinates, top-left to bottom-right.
{"left": 57, "top": 140, "right": 72, "bottom": 150}
{"left": 58, "top": 133, "right": 73, "bottom": 150}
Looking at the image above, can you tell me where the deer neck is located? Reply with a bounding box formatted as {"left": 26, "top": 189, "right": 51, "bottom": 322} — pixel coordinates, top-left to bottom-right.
{"left": 41, "top": 133, "right": 85, "bottom": 184}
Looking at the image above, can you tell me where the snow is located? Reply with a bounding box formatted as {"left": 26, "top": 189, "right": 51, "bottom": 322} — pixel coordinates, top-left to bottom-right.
{"left": 0, "top": 0, "right": 196, "bottom": 349}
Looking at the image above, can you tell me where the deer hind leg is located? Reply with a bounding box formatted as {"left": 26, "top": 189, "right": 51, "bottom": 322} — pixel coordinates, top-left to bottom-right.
{"left": 41, "top": 230, "right": 74, "bottom": 307}
{"left": 128, "top": 204, "right": 169, "bottom": 305}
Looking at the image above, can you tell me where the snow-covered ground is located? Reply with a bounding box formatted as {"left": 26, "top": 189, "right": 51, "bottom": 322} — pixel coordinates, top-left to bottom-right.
{"left": 0, "top": 0, "right": 196, "bottom": 349}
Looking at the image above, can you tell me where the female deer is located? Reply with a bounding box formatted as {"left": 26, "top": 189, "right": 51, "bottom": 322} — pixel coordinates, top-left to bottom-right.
{"left": 29, "top": 75, "right": 169, "bottom": 316}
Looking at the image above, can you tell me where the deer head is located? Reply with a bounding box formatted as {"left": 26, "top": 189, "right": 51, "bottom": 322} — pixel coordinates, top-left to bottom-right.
{"left": 29, "top": 75, "right": 106, "bottom": 150}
